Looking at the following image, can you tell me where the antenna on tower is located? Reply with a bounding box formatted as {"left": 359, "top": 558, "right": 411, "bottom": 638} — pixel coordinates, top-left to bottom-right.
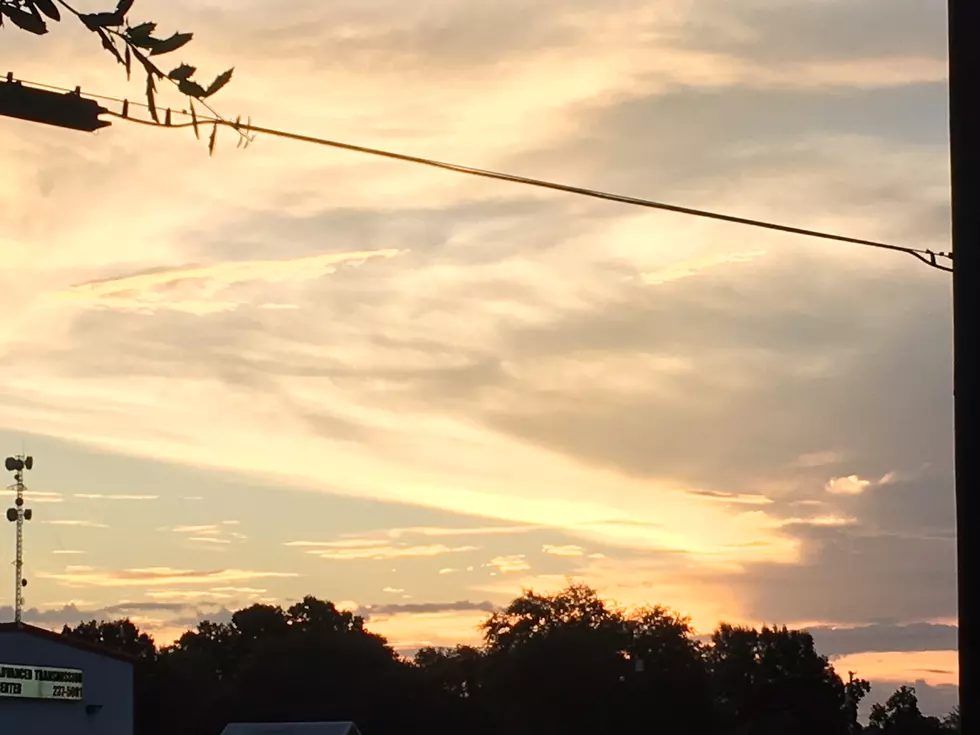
{"left": 5, "top": 454, "right": 34, "bottom": 624}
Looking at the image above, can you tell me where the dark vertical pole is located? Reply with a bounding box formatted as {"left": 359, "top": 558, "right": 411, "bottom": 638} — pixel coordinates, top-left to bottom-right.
{"left": 949, "top": 1, "right": 978, "bottom": 731}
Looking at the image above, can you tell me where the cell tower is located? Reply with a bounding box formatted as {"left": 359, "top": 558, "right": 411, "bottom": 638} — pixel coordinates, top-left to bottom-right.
{"left": 5, "top": 454, "right": 34, "bottom": 624}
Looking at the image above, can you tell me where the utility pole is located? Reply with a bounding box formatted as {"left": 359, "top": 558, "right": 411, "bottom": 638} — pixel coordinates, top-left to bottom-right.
{"left": 949, "top": 1, "right": 978, "bottom": 731}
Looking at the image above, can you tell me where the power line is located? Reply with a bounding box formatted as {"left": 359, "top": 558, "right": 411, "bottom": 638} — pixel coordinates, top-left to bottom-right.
{"left": 7, "top": 76, "right": 954, "bottom": 274}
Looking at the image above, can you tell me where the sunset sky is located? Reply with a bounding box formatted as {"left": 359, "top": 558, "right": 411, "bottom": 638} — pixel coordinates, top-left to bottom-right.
{"left": 0, "top": 0, "right": 956, "bottom": 714}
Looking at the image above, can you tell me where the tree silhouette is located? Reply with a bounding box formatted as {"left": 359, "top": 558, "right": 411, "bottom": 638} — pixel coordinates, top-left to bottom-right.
{"left": 707, "top": 623, "right": 865, "bottom": 735}
{"left": 61, "top": 617, "right": 156, "bottom": 660}
{"left": 866, "top": 686, "right": 947, "bottom": 734}
{"left": 57, "top": 587, "right": 959, "bottom": 735}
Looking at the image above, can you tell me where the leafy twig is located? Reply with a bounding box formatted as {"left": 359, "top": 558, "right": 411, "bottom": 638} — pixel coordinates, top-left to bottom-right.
{"left": 1, "top": 0, "right": 244, "bottom": 149}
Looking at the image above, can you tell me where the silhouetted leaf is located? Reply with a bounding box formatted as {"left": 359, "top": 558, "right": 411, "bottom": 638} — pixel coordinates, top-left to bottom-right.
{"left": 96, "top": 27, "right": 126, "bottom": 67}
{"left": 168, "top": 64, "right": 197, "bottom": 82}
{"left": 125, "top": 44, "right": 131, "bottom": 80}
{"left": 243, "top": 117, "right": 253, "bottom": 149}
{"left": 208, "top": 123, "right": 217, "bottom": 156}
{"left": 145, "top": 72, "right": 159, "bottom": 123}
{"left": 126, "top": 21, "right": 156, "bottom": 48}
{"left": 131, "top": 46, "right": 163, "bottom": 79}
{"left": 190, "top": 100, "right": 200, "bottom": 139}
{"left": 149, "top": 31, "right": 193, "bottom": 56}
{"left": 204, "top": 68, "right": 234, "bottom": 98}
{"left": 80, "top": 11, "right": 122, "bottom": 30}
{"left": 0, "top": 5, "right": 48, "bottom": 34}
{"left": 177, "top": 78, "right": 207, "bottom": 98}
{"left": 32, "top": 0, "right": 60, "bottom": 21}
{"left": 116, "top": 0, "right": 135, "bottom": 18}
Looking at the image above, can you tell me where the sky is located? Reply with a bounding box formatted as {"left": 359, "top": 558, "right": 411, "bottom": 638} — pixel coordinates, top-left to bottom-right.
{"left": 0, "top": 0, "right": 957, "bottom": 715}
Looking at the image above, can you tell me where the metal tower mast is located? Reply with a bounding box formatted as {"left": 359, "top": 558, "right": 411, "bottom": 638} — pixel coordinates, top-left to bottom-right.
{"left": 5, "top": 454, "right": 34, "bottom": 624}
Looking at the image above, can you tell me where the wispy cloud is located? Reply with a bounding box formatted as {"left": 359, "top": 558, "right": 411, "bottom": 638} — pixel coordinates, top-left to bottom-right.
{"left": 74, "top": 494, "right": 159, "bottom": 501}
{"left": 687, "top": 490, "right": 774, "bottom": 506}
{"left": 287, "top": 539, "right": 479, "bottom": 561}
{"left": 212, "top": 587, "right": 267, "bottom": 595}
{"left": 542, "top": 544, "right": 586, "bottom": 557}
{"left": 488, "top": 555, "right": 532, "bottom": 573}
{"left": 386, "top": 525, "right": 541, "bottom": 538}
{"left": 640, "top": 251, "right": 766, "bottom": 285}
{"left": 146, "top": 590, "right": 234, "bottom": 601}
{"left": 3, "top": 490, "right": 63, "bottom": 504}
{"left": 58, "top": 249, "right": 404, "bottom": 314}
{"left": 51, "top": 550, "right": 86, "bottom": 556}
{"left": 39, "top": 567, "right": 298, "bottom": 588}
{"left": 42, "top": 520, "right": 109, "bottom": 529}
{"left": 171, "top": 525, "right": 221, "bottom": 535}
{"left": 364, "top": 600, "right": 496, "bottom": 617}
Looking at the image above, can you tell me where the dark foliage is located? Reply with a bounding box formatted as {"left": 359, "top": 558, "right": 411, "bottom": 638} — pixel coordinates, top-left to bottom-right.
{"left": 2, "top": 0, "right": 242, "bottom": 149}
{"left": 59, "top": 585, "right": 959, "bottom": 735}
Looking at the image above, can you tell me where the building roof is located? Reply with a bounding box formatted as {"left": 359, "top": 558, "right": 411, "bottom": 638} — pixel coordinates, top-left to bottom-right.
{"left": 221, "top": 724, "right": 362, "bottom": 735}
{"left": 0, "top": 622, "right": 136, "bottom": 664}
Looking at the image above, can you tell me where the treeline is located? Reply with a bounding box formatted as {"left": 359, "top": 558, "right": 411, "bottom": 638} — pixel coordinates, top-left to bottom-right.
{"left": 61, "top": 584, "right": 959, "bottom": 735}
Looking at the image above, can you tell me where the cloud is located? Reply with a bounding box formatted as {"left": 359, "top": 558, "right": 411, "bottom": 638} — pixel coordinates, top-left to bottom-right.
{"left": 1, "top": 489, "right": 63, "bottom": 504}
{"left": 171, "top": 525, "right": 221, "bottom": 535}
{"left": 386, "top": 524, "right": 542, "bottom": 538}
{"left": 809, "top": 622, "right": 958, "bottom": 658}
{"left": 641, "top": 250, "right": 766, "bottom": 285}
{"left": 146, "top": 590, "right": 235, "bottom": 601}
{"left": 74, "top": 494, "right": 159, "bottom": 501}
{"left": 0, "top": 599, "right": 230, "bottom": 632}
{"left": 364, "top": 600, "right": 496, "bottom": 617}
{"left": 41, "top": 520, "right": 109, "bottom": 529}
{"left": 825, "top": 475, "right": 873, "bottom": 496}
{"left": 38, "top": 567, "right": 299, "bottom": 588}
{"left": 51, "top": 550, "right": 86, "bottom": 556}
{"left": 542, "top": 544, "right": 585, "bottom": 558}
{"left": 686, "top": 490, "right": 774, "bottom": 506}
{"left": 488, "top": 555, "right": 531, "bottom": 573}
{"left": 290, "top": 541, "right": 479, "bottom": 561}
{"left": 58, "top": 249, "right": 404, "bottom": 314}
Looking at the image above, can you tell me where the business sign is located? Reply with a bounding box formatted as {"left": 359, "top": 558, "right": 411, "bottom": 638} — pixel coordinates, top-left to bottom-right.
{"left": 0, "top": 663, "right": 83, "bottom": 701}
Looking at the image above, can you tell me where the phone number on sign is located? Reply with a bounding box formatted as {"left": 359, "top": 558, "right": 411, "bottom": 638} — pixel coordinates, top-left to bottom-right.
{"left": 51, "top": 685, "right": 83, "bottom": 699}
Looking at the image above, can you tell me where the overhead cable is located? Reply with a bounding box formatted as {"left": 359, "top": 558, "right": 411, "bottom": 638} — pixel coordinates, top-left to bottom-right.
{"left": 8, "top": 76, "right": 954, "bottom": 273}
